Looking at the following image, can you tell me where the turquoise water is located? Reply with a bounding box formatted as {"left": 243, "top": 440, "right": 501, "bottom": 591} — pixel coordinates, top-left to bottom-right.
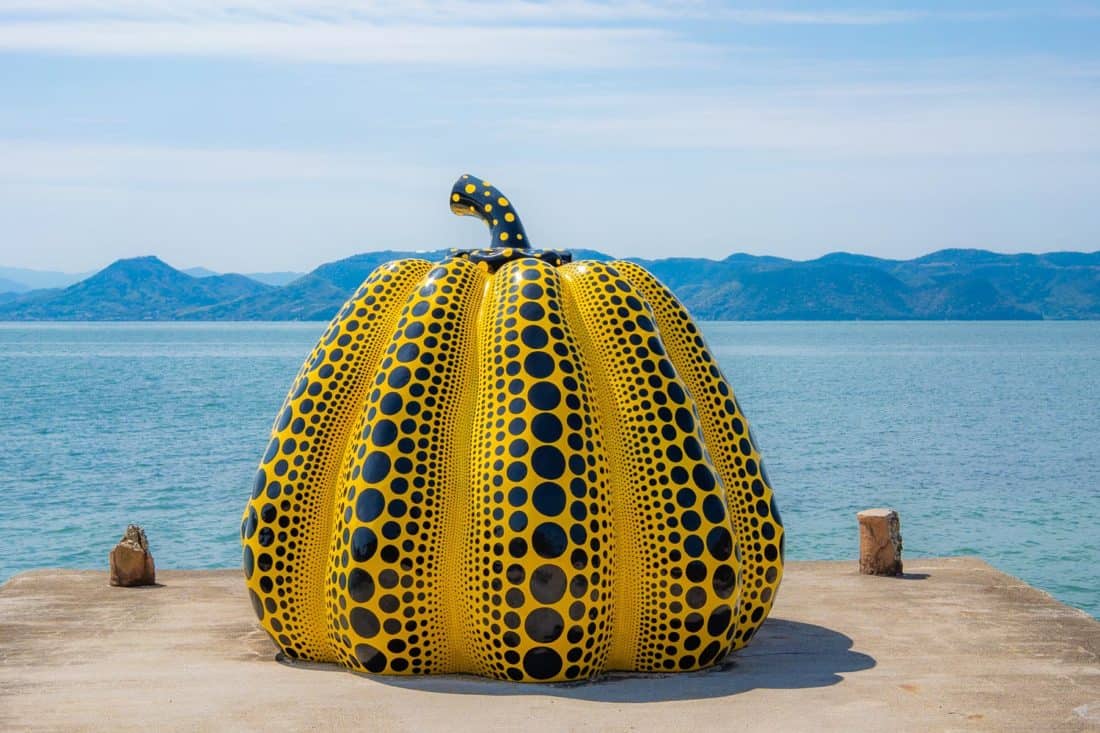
{"left": 0, "top": 322, "right": 1097, "bottom": 618}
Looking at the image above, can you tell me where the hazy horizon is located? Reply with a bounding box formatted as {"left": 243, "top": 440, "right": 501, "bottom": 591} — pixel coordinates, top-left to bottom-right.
{"left": 4, "top": 243, "right": 1100, "bottom": 281}
{"left": 2, "top": 1, "right": 1098, "bottom": 272}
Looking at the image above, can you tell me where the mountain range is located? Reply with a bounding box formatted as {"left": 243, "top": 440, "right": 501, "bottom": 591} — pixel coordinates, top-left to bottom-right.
{"left": 1, "top": 248, "right": 1098, "bottom": 321}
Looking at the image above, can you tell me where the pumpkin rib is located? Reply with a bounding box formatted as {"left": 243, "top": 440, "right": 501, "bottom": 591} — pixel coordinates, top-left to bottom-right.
{"left": 326, "top": 257, "right": 485, "bottom": 675}
{"left": 559, "top": 261, "right": 742, "bottom": 673}
{"left": 463, "top": 258, "right": 616, "bottom": 681}
{"left": 614, "top": 262, "right": 784, "bottom": 648}
{"left": 557, "top": 264, "right": 639, "bottom": 671}
{"left": 243, "top": 259, "right": 432, "bottom": 663}
{"left": 442, "top": 267, "right": 493, "bottom": 674}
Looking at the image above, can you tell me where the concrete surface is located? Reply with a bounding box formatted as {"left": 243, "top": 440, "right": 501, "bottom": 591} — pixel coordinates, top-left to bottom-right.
{"left": 1, "top": 557, "right": 1097, "bottom": 732}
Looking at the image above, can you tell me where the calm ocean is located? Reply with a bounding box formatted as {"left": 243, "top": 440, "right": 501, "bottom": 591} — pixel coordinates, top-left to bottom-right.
{"left": 1, "top": 322, "right": 1096, "bottom": 617}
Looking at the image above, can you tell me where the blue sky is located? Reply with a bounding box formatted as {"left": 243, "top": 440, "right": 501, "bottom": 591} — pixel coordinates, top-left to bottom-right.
{"left": 1, "top": 1, "right": 1098, "bottom": 273}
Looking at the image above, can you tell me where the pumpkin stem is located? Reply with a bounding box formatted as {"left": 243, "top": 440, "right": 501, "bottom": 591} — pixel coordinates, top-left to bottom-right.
{"left": 450, "top": 175, "right": 530, "bottom": 249}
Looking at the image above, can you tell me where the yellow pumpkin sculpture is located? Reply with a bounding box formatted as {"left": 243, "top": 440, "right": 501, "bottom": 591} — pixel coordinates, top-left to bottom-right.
{"left": 241, "top": 175, "right": 784, "bottom": 682}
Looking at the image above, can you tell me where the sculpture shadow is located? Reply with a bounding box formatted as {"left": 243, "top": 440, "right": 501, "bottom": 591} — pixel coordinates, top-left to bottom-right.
{"left": 351, "top": 618, "right": 875, "bottom": 703}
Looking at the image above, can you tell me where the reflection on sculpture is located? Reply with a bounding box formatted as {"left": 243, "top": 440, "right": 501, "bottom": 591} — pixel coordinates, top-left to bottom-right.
{"left": 241, "top": 175, "right": 784, "bottom": 682}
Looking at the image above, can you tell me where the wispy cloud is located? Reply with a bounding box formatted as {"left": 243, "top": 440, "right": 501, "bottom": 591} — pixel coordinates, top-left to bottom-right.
{"left": 3, "top": 2, "right": 1089, "bottom": 67}
{"left": 0, "top": 140, "right": 442, "bottom": 185}
{"left": 0, "top": 20, "right": 711, "bottom": 67}
{"left": 504, "top": 89, "right": 1100, "bottom": 156}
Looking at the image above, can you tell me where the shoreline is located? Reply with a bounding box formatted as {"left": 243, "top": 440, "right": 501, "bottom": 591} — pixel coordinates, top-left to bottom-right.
{"left": 2, "top": 557, "right": 1098, "bottom": 731}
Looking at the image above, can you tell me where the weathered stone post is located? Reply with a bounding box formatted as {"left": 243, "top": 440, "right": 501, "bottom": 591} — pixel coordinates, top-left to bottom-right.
{"left": 109, "top": 524, "right": 157, "bottom": 587}
{"left": 858, "top": 508, "right": 902, "bottom": 576}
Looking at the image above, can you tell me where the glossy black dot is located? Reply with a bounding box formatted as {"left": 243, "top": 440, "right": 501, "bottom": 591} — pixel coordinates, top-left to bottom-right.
{"left": 708, "top": 605, "right": 732, "bottom": 636}
{"left": 693, "top": 464, "right": 716, "bottom": 492}
{"left": 686, "top": 560, "right": 708, "bottom": 583}
{"left": 531, "top": 413, "right": 562, "bottom": 443}
{"left": 525, "top": 608, "right": 564, "bottom": 643}
{"left": 675, "top": 408, "right": 694, "bottom": 433}
{"left": 531, "top": 445, "right": 565, "bottom": 480}
{"left": 702, "top": 494, "right": 725, "bottom": 523}
{"left": 707, "top": 527, "right": 733, "bottom": 560}
{"left": 354, "top": 643, "right": 387, "bottom": 673}
{"left": 351, "top": 527, "right": 378, "bottom": 562}
{"left": 242, "top": 546, "right": 254, "bottom": 579}
{"left": 509, "top": 511, "right": 528, "bottom": 532}
{"left": 519, "top": 302, "right": 545, "bottom": 321}
{"left": 396, "top": 343, "right": 419, "bottom": 362}
{"left": 257, "top": 527, "right": 274, "bottom": 547}
{"left": 676, "top": 488, "right": 696, "bottom": 508}
{"left": 529, "top": 564, "right": 566, "bottom": 603}
{"left": 686, "top": 587, "right": 707, "bottom": 609}
{"left": 379, "top": 393, "right": 403, "bottom": 415}
{"left": 761, "top": 522, "right": 776, "bottom": 541}
{"left": 509, "top": 537, "right": 528, "bottom": 558}
{"left": 522, "top": 647, "right": 563, "bottom": 680}
{"left": 528, "top": 382, "right": 561, "bottom": 410}
{"left": 251, "top": 470, "right": 266, "bottom": 499}
{"left": 521, "top": 325, "right": 548, "bottom": 349}
{"left": 371, "top": 419, "right": 398, "bottom": 447}
{"left": 350, "top": 607, "right": 380, "bottom": 638}
{"left": 569, "top": 574, "right": 588, "bottom": 598}
{"left": 532, "top": 482, "right": 566, "bottom": 516}
{"left": 532, "top": 523, "right": 568, "bottom": 559}
{"left": 388, "top": 366, "right": 411, "bottom": 389}
{"left": 348, "top": 568, "right": 375, "bottom": 603}
{"left": 524, "top": 352, "right": 554, "bottom": 379}
{"left": 508, "top": 487, "right": 528, "bottom": 506}
{"left": 713, "top": 565, "right": 736, "bottom": 599}
{"left": 507, "top": 564, "right": 526, "bottom": 584}
{"left": 362, "top": 452, "right": 391, "bottom": 483}
{"left": 356, "top": 489, "right": 385, "bottom": 522}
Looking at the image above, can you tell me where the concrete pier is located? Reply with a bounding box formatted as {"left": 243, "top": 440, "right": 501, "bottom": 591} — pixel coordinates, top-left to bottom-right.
{"left": 1, "top": 557, "right": 1098, "bottom": 731}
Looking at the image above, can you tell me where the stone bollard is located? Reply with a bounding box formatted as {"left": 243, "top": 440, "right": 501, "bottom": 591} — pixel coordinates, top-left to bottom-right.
{"left": 109, "top": 524, "right": 157, "bottom": 587}
{"left": 858, "top": 508, "right": 903, "bottom": 576}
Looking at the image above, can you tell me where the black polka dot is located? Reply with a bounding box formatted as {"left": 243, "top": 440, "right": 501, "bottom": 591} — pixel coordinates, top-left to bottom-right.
{"left": 702, "top": 494, "right": 725, "bottom": 523}
{"left": 693, "top": 464, "right": 716, "bottom": 492}
{"left": 531, "top": 523, "right": 568, "bottom": 559}
{"left": 528, "top": 382, "right": 561, "bottom": 410}
{"left": 371, "top": 419, "right": 397, "bottom": 447}
{"left": 519, "top": 302, "right": 545, "bottom": 321}
{"left": 708, "top": 606, "right": 732, "bottom": 636}
{"left": 362, "top": 452, "right": 391, "bottom": 483}
{"left": 354, "top": 643, "right": 387, "bottom": 673}
{"left": 348, "top": 568, "right": 375, "bottom": 602}
{"left": 388, "top": 366, "right": 411, "bottom": 389}
{"left": 356, "top": 489, "right": 385, "bottom": 522}
{"left": 522, "top": 647, "right": 563, "bottom": 680}
{"left": 712, "top": 565, "right": 736, "bottom": 598}
{"left": 379, "top": 393, "right": 403, "bottom": 415}
{"left": 529, "top": 564, "right": 567, "bottom": 603}
{"left": 707, "top": 527, "right": 733, "bottom": 560}
{"left": 524, "top": 352, "right": 554, "bottom": 379}
{"left": 521, "top": 325, "right": 548, "bottom": 349}
{"left": 351, "top": 527, "right": 378, "bottom": 562}
{"left": 531, "top": 413, "right": 562, "bottom": 443}
{"left": 531, "top": 445, "right": 565, "bottom": 479}
{"left": 525, "top": 608, "right": 564, "bottom": 643}
{"left": 350, "top": 605, "right": 381, "bottom": 639}
{"left": 532, "top": 482, "right": 566, "bottom": 516}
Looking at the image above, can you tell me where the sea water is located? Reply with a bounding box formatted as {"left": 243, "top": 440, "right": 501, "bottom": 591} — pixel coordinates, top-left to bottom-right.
{"left": 0, "top": 321, "right": 1096, "bottom": 617}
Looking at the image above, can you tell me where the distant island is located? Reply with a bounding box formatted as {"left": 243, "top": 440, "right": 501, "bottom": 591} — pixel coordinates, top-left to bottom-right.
{"left": 1, "top": 248, "right": 1098, "bottom": 321}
